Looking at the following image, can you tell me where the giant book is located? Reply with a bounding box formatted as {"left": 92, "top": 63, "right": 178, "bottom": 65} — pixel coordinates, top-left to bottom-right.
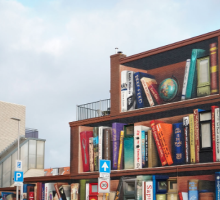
{"left": 216, "top": 172, "right": 220, "bottom": 200}
{"left": 183, "top": 116, "right": 190, "bottom": 164}
{"left": 188, "top": 179, "right": 198, "bottom": 200}
{"left": 80, "top": 131, "right": 93, "bottom": 172}
{"left": 148, "top": 129, "right": 159, "bottom": 168}
{"left": 99, "top": 126, "right": 109, "bottom": 162}
{"left": 103, "top": 128, "right": 112, "bottom": 161}
{"left": 89, "top": 137, "right": 94, "bottom": 172}
{"left": 189, "top": 114, "right": 195, "bottom": 163}
{"left": 124, "top": 137, "right": 134, "bottom": 169}
{"left": 215, "top": 108, "right": 220, "bottom": 161}
{"left": 210, "top": 43, "right": 218, "bottom": 94}
{"left": 185, "top": 49, "right": 206, "bottom": 99}
{"left": 134, "top": 125, "right": 151, "bottom": 169}
{"left": 172, "top": 122, "right": 185, "bottom": 165}
{"left": 112, "top": 123, "right": 126, "bottom": 170}
{"left": 181, "top": 59, "right": 191, "bottom": 100}
{"left": 134, "top": 72, "right": 155, "bottom": 109}
{"left": 93, "top": 127, "right": 99, "bottom": 171}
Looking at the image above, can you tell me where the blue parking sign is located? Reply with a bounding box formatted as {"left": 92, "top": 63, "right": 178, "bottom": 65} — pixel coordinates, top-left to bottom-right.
{"left": 14, "top": 171, "right": 23, "bottom": 182}
{"left": 99, "top": 160, "right": 111, "bottom": 173}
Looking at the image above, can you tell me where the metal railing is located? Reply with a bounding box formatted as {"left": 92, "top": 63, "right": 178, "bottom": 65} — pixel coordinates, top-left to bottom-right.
{"left": 76, "top": 99, "right": 111, "bottom": 121}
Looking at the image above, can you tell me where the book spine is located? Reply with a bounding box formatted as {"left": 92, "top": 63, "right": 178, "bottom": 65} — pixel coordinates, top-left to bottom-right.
{"left": 181, "top": 59, "right": 191, "bottom": 100}
{"left": 148, "top": 84, "right": 162, "bottom": 105}
{"left": 42, "top": 184, "right": 45, "bottom": 200}
{"left": 173, "top": 123, "right": 185, "bottom": 165}
{"left": 117, "top": 131, "right": 124, "bottom": 170}
{"left": 54, "top": 184, "right": 62, "bottom": 200}
{"left": 188, "top": 180, "right": 198, "bottom": 200}
{"left": 124, "top": 137, "right": 134, "bottom": 169}
{"left": 216, "top": 172, "right": 220, "bottom": 200}
{"left": 114, "top": 177, "right": 123, "bottom": 200}
{"left": 99, "top": 128, "right": 103, "bottom": 162}
{"left": 210, "top": 43, "right": 218, "bottom": 94}
{"left": 127, "top": 71, "right": 136, "bottom": 110}
{"left": 141, "top": 131, "right": 146, "bottom": 168}
{"left": 145, "top": 132, "right": 148, "bottom": 168}
{"left": 59, "top": 186, "right": 67, "bottom": 200}
{"left": 193, "top": 109, "right": 200, "bottom": 163}
{"left": 141, "top": 78, "right": 155, "bottom": 107}
{"left": 183, "top": 117, "right": 190, "bottom": 164}
{"left": 93, "top": 127, "right": 99, "bottom": 171}
{"left": 178, "top": 192, "right": 183, "bottom": 200}
{"left": 134, "top": 126, "right": 142, "bottom": 169}
{"left": 145, "top": 181, "right": 153, "bottom": 200}
{"left": 121, "top": 70, "right": 128, "bottom": 112}
{"left": 189, "top": 114, "right": 195, "bottom": 163}
{"left": 156, "top": 123, "right": 173, "bottom": 165}
{"left": 45, "top": 184, "right": 48, "bottom": 200}
{"left": 215, "top": 108, "right": 220, "bottom": 161}
{"left": 71, "top": 183, "right": 79, "bottom": 200}
{"left": 89, "top": 137, "right": 94, "bottom": 172}
{"left": 150, "top": 121, "right": 167, "bottom": 166}
{"left": 103, "top": 129, "right": 111, "bottom": 161}
{"left": 134, "top": 73, "right": 144, "bottom": 108}
{"left": 212, "top": 106, "right": 218, "bottom": 162}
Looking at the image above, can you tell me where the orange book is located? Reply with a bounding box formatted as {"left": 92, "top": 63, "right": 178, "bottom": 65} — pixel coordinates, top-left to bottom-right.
{"left": 156, "top": 123, "right": 173, "bottom": 165}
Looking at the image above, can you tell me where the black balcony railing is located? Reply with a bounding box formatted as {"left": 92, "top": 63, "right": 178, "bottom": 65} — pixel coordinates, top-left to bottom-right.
{"left": 76, "top": 99, "right": 111, "bottom": 121}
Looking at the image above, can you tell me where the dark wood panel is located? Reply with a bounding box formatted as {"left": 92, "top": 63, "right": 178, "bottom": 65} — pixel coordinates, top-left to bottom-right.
{"left": 70, "top": 126, "right": 79, "bottom": 175}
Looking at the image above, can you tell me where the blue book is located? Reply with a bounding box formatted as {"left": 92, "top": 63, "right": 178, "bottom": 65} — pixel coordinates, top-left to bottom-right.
{"left": 172, "top": 122, "right": 185, "bottom": 165}
{"left": 152, "top": 175, "right": 169, "bottom": 199}
{"left": 141, "top": 130, "right": 145, "bottom": 168}
{"left": 42, "top": 183, "right": 45, "bottom": 200}
{"left": 153, "top": 175, "right": 156, "bottom": 200}
{"left": 124, "top": 137, "right": 134, "bottom": 169}
{"left": 23, "top": 184, "right": 35, "bottom": 200}
{"left": 188, "top": 179, "right": 198, "bottom": 200}
{"left": 185, "top": 49, "right": 206, "bottom": 99}
{"left": 216, "top": 172, "right": 220, "bottom": 200}
{"left": 134, "top": 72, "right": 155, "bottom": 108}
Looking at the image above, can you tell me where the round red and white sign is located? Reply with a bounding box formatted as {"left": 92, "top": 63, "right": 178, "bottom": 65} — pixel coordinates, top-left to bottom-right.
{"left": 100, "top": 181, "right": 108, "bottom": 190}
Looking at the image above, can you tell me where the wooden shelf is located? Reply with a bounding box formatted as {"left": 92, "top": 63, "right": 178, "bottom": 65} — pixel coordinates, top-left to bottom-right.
{"left": 71, "top": 162, "right": 220, "bottom": 180}
{"left": 24, "top": 174, "right": 71, "bottom": 183}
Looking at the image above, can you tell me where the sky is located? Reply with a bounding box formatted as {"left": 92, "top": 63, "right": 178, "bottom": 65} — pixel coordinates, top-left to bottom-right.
{"left": 0, "top": 0, "right": 220, "bottom": 168}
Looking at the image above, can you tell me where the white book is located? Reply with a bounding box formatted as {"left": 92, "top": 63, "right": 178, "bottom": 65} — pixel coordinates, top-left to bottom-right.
{"left": 182, "top": 192, "right": 188, "bottom": 200}
{"left": 127, "top": 71, "right": 136, "bottom": 111}
{"left": 63, "top": 185, "right": 71, "bottom": 200}
{"left": 145, "top": 181, "right": 153, "bottom": 200}
{"left": 45, "top": 183, "right": 55, "bottom": 200}
{"left": 181, "top": 59, "right": 191, "bottom": 100}
{"left": 86, "top": 183, "right": 89, "bottom": 200}
{"left": 98, "top": 126, "right": 109, "bottom": 162}
{"left": 134, "top": 125, "right": 151, "bottom": 169}
{"left": 142, "top": 180, "right": 145, "bottom": 200}
{"left": 121, "top": 70, "right": 128, "bottom": 112}
{"left": 215, "top": 108, "right": 220, "bottom": 161}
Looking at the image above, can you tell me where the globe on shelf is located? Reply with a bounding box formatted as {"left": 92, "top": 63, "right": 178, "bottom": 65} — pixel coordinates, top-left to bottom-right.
{"left": 158, "top": 77, "right": 179, "bottom": 102}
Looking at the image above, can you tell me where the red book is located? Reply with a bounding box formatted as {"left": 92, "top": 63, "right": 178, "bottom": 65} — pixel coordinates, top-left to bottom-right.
{"left": 210, "top": 43, "right": 218, "bottom": 94}
{"left": 178, "top": 192, "right": 183, "bottom": 200}
{"left": 150, "top": 120, "right": 167, "bottom": 166}
{"left": 194, "top": 109, "right": 203, "bottom": 163}
{"left": 212, "top": 105, "right": 219, "bottom": 162}
{"left": 80, "top": 131, "right": 93, "bottom": 172}
{"left": 148, "top": 84, "right": 163, "bottom": 105}
{"left": 29, "top": 192, "right": 34, "bottom": 200}
{"left": 36, "top": 182, "right": 42, "bottom": 200}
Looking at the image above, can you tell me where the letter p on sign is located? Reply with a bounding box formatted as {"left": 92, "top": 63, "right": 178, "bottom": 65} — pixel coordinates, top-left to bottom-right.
{"left": 14, "top": 171, "right": 23, "bottom": 182}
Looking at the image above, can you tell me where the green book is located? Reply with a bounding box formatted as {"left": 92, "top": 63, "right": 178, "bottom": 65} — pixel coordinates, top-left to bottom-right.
{"left": 136, "top": 175, "right": 152, "bottom": 200}
{"left": 80, "top": 179, "right": 97, "bottom": 200}
{"left": 156, "top": 194, "right": 166, "bottom": 200}
{"left": 185, "top": 49, "right": 206, "bottom": 99}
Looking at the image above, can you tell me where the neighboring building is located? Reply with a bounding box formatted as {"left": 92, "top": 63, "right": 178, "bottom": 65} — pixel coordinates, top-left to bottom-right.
{"left": 44, "top": 167, "right": 70, "bottom": 176}
{"left": 0, "top": 101, "right": 46, "bottom": 187}
{"left": 0, "top": 101, "right": 25, "bottom": 153}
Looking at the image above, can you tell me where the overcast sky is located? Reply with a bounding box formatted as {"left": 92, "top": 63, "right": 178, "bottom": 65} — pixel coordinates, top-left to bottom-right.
{"left": 1, "top": 0, "right": 220, "bottom": 168}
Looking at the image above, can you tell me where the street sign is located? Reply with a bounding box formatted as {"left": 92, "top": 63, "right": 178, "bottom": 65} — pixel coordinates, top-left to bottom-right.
{"left": 99, "top": 160, "right": 111, "bottom": 173}
{"left": 98, "top": 177, "right": 110, "bottom": 193}
{"left": 14, "top": 171, "right": 23, "bottom": 182}
{"left": 16, "top": 160, "right": 22, "bottom": 171}
{"left": 100, "top": 172, "right": 110, "bottom": 178}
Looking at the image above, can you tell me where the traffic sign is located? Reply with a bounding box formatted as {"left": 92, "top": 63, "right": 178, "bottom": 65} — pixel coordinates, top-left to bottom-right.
{"left": 14, "top": 171, "right": 23, "bottom": 182}
{"left": 98, "top": 177, "right": 110, "bottom": 193}
{"left": 16, "top": 160, "right": 22, "bottom": 171}
{"left": 99, "top": 160, "right": 111, "bottom": 173}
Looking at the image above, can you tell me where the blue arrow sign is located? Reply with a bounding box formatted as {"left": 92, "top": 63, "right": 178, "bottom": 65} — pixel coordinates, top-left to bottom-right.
{"left": 99, "top": 160, "right": 111, "bottom": 173}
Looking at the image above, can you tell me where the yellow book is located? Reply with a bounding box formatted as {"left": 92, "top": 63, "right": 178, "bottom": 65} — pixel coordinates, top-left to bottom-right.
{"left": 189, "top": 114, "right": 195, "bottom": 163}
{"left": 117, "top": 131, "right": 124, "bottom": 170}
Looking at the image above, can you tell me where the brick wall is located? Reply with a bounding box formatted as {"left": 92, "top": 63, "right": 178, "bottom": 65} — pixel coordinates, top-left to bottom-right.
{"left": 0, "top": 101, "right": 25, "bottom": 152}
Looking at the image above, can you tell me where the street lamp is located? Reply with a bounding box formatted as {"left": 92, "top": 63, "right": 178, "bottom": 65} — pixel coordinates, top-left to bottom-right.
{"left": 11, "top": 118, "right": 21, "bottom": 200}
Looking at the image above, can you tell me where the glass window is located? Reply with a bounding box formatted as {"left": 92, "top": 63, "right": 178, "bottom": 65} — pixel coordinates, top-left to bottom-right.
{"left": 29, "top": 140, "right": 36, "bottom": 169}
{"left": 11, "top": 151, "right": 17, "bottom": 185}
{"left": 21, "top": 142, "right": 28, "bottom": 172}
{"left": 37, "top": 141, "right": 44, "bottom": 169}
{"left": 3, "top": 156, "right": 11, "bottom": 187}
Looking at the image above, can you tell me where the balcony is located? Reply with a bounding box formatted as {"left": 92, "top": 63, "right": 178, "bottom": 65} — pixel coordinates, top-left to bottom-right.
{"left": 76, "top": 99, "right": 110, "bottom": 121}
